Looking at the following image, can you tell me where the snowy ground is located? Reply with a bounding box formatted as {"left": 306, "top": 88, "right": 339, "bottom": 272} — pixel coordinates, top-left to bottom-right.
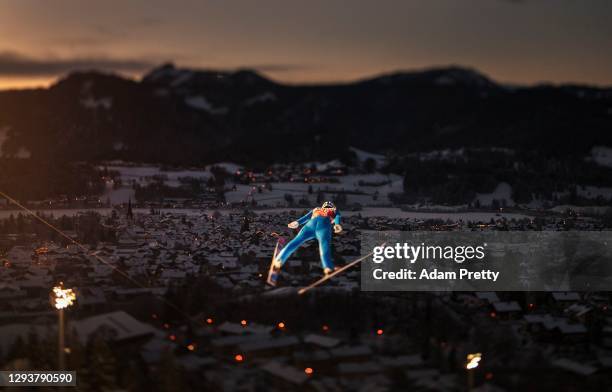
{"left": 99, "top": 162, "right": 243, "bottom": 204}
{"left": 349, "top": 147, "right": 386, "bottom": 166}
{"left": 100, "top": 163, "right": 218, "bottom": 187}
{"left": 587, "top": 146, "right": 612, "bottom": 168}
{"left": 101, "top": 159, "right": 404, "bottom": 208}
{"left": 225, "top": 174, "right": 403, "bottom": 207}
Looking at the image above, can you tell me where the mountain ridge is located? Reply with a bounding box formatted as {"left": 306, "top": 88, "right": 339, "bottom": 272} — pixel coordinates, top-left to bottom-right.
{"left": 1, "top": 64, "right": 611, "bottom": 166}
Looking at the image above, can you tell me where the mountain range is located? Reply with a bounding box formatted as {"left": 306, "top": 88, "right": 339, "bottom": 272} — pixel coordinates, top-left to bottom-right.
{"left": 1, "top": 64, "right": 611, "bottom": 166}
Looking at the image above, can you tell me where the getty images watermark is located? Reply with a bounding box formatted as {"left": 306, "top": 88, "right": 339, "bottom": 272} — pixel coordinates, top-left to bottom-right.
{"left": 361, "top": 231, "right": 612, "bottom": 291}
{"left": 371, "top": 242, "right": 499, "bottom": 282}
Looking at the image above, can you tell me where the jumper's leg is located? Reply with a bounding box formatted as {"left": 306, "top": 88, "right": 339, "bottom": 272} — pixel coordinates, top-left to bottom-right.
{"left": 275, "top": 227, "right": 315, "bottom": 267}
{"left": 316, "top": 227, "right": 334, "bottom": 271}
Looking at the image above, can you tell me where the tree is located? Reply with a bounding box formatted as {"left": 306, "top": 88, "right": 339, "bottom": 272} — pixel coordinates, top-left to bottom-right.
{"left": 284, "top": 193, "right": 295, "bottom": 205}
{"left": 316, "top": 191, "right": 325, "bottom": 204}
{"left": 82, "top": 334, "right": 118, "bottom": 391}
{"left": 157, "top": 348, "right": 184, "bottom": 392}
{"left": 363, "top": 158, "right": 377, "bottom": 173}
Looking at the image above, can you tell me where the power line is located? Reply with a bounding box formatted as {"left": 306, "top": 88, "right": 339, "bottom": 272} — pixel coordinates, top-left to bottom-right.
{"left": 0, "top": 190, "right": 194, "bottom": 321}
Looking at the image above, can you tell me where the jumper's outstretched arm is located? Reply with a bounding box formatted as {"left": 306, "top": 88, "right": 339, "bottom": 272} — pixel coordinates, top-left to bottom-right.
{"left": 289, "top": 210, "right": 313, "bottom": 228}
{"left": 333, "top": 211, "right": 342, "bottom": 233}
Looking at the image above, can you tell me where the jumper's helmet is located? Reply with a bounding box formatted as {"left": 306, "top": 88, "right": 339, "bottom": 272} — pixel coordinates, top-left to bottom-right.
{"left": 322, "top": 201, "right": 336, "bottom": 210}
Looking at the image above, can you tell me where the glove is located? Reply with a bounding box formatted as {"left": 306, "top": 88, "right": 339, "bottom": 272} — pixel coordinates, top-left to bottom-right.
{"left": 288, "top": 221, "right": 299, "bottom": 229}
{"left": 334, "top": 224, "right": 343, "bottom": 234}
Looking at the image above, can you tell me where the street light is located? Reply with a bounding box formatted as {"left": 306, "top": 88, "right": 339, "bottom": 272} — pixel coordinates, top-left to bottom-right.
{"left": 466, "top": 353, "right": 482, "bottom": 392}
{"left": 51, "top": 283, "right": 76, "bottom": 370}
{"left": 466, "top": 353, "right": 482, "bottom": 370}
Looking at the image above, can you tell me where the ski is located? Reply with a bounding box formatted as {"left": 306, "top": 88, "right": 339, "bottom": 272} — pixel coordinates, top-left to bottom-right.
{"left": 298, "top": 242, "right": 386, "bottom": 295}
{"left": 266, "top": 237, "right": 286, "bottom": 286}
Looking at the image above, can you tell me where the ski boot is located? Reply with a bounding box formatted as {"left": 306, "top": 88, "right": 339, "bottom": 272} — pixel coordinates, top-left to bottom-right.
{"left": 323, "top": 266, "right": 341, "bottom": 277}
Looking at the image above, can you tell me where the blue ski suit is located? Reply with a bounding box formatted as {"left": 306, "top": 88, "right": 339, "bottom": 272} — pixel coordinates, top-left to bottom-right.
{"left": 276, "top": 208, "right": 341, "bottom": 270}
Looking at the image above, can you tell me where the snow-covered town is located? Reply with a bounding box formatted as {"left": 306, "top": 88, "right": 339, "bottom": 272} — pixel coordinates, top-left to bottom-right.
{"left": 1, "top": 188, "right": 611, "bottom": 390}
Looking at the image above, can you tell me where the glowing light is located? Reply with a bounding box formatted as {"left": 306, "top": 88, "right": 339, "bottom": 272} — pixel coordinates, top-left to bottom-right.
{"left": 35, "top": 247, "right": 49, "bottom": 255}
{"left": 376, "top": 329, "right": 384, "bottom": 336}
{"left": 304, "top": 367, "right": 314, "bottom": 375}
{"left": 52, "top": 284, "right": 76, "bottom": 310}
{"left": 235, "top": 354, "right": 244, "bottom": 362}
{"left": 169, "top": 334, "right": 176, "bottom": 341}
{"left": 490, "top": 312, "right": 496, "bottom": 318}
{"left": 278, "top": 322, "right": 286, "bottom": 329}
{"left": 322, "top": 325, "right": 329, "bottom": 332}
{"left": 187, "top": 344, "right": 196, "bottom": 351}
{"left": 206, "top": 318, "right": 214, "bottom": 325}
{"left": 163, "top": 323, "right": 170, "bottom": 329}
{"left": 241, "top": 320, "right": 248, "bottom": 326}
{"left": 466, "top": 353, "right": 482, "bottom": 370}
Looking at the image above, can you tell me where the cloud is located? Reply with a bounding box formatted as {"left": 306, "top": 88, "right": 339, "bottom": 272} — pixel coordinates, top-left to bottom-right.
{"left": 0, "top": 51, "right": 156, "bottom": 77}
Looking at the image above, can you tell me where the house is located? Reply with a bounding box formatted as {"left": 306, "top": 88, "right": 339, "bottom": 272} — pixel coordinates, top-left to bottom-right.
{"left": 329, "top": 345, "right": 372, "bottom": 362}
{"left": 491, "top": 301, "right": 522, "bottom": 319}
{"left": 260, "top": 361, "right": 309, "bottom": 389}
{"left": 304, "top": 334, "right": 341, "bottom": 349}
{"left": 72, "top": 310, "right": 156, "bottom": 343}
{"left": 551, "top": 292, "right": 581, "bottom": 305}
{"left": 552, "top": 358, "right": 597, "bottom": 376}
{"left": 476, "top": 292, "right": 500, "bottom": 304}
{"left": 238, "top": 335, "right": 300, "bottom": 357}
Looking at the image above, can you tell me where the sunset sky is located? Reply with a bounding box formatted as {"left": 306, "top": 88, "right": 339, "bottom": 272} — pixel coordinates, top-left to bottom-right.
{"left": 0, "top": 0, "right": 611, "bottom": 90}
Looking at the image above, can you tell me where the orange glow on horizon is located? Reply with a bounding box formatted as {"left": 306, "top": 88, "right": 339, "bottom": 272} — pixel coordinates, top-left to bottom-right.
{"left": 0, "top": 77, "right": 55, "bottom": 91}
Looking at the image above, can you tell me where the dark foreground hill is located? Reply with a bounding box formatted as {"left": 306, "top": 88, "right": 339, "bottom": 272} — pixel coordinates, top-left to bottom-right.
{"left": 1, "top": 64, "right": 611, "bottom": 166}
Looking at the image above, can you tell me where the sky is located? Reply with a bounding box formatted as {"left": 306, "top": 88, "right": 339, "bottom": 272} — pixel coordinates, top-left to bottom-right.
{"left": 0, "top": 0, "right": 611, "bottom": 89}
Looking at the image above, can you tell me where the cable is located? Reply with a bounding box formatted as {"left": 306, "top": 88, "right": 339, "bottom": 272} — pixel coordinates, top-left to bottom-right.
{"left": 0, "top": 190, "right": 194, "bottom": 321}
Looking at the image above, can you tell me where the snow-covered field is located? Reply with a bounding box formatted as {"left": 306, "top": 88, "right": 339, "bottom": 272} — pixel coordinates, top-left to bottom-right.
{"left": 224, "top": 173, "right": 403, "bottom": 207}
{"left": 101, "top": 158, "right": 403, "bottom": 208}
{"left": 101, "top": 164, "right": 216, "bottom": 186}
{"left": 349, "top": 147, "right": 386, "bottom": 166}
{"left": 100, "top": 162, "right": 243, "bottom": 204}
{"left": 588, "top": 146, "right": 612, "bottom": 168}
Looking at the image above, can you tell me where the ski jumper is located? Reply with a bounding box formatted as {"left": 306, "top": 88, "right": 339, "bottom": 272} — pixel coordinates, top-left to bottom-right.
{"left": 276, "top": 208, "right": 341, "bottom": 270}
